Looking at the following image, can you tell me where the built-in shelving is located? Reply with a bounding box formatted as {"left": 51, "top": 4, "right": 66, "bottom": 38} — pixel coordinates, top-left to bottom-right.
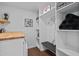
{"left": 57, "top": 2, "right": 79, "bottom": 31}
{"left": 57, "top": 30, "right": 79, "bottom": 32}
{"left": 56, "top": 2, "right": 79, "bottom": 56}
{"left": 57, "top": 2, "right": 79, "bottom": 14}
{"left": 57, "top": 48, "right": 79, "bottom": 56}
{"left": 56, "top": 2, "right": 73, "bottom": 10}
{"left": 38, "top": 3, "right": 56, "bottom": 51}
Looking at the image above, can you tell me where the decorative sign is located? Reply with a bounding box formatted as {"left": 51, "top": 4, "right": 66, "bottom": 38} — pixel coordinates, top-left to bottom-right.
{"left": 39, "top": 5, "right": 51, "bottom": 16}
{"left": 24, "top": 18, "right": 33, "bottom": 27}
{"left": 43, "top": 5, "right": 51, "bottom": 14}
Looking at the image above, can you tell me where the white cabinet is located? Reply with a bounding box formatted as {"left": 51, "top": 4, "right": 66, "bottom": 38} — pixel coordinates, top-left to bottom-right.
{"left": 0, "top": 38, "right": 27, "bottom": 56}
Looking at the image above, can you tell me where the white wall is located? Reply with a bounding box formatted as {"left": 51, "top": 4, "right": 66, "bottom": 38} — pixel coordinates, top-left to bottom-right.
{"left": 39, "top": 18, "right": 55, "bottom": 50}
{"left": 0, "top": 6, "right": 37, "bottom": 48}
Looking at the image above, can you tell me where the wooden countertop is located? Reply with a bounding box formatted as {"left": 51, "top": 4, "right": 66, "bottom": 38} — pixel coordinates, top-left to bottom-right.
{"left": 0, "top": 32, "right": 25, "bottom": 41}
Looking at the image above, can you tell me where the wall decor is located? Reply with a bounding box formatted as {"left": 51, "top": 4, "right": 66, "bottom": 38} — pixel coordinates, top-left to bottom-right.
{"left": 24, "top": 18, "right": 33, "bottom": 27}
{"left": 1, "top": 13, "right": 9, "bottom": 20}
{"left": 3, "top": 13, "right": 9, "bottom": 20}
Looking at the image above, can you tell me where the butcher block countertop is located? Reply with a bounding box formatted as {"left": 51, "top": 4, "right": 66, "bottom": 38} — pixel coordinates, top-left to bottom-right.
{"left": 0, "top": 32, "right": 25, "bottom": 41}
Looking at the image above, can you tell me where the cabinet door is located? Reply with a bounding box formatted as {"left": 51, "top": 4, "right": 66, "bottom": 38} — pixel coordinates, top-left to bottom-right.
{"left": 0, "top": 38, "right": 24, "bottom": 56}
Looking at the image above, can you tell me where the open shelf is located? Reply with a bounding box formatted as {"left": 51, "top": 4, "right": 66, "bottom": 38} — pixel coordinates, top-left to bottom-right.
{"left": 57, "top": 30, "right": 79, "bottom": 32}
{"left": 57, "top": 2, "right": 79, "bottom": 14}
{"left": 0, "top": 19, "right": 10, "bottom": 29}
{"left": 0, "top": 19, "right": 10, "bottom": 24}
{"left": 57, "top": 48, "right": 79, "bottom": 56}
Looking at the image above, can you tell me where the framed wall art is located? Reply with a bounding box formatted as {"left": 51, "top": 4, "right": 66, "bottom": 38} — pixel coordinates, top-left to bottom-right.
{"left": 24, "top": 18, "right": 33, "bottom": 27}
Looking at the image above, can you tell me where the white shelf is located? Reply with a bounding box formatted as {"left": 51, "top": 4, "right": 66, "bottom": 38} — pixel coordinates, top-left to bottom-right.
{"left": 57, "top": 30, "right": 79, "bottom": 32}
{"left": 57, "top": 48, "right": 79, "bottom": 56}
{"left": 39, "top": 7, "right": 55, "bottom": 19}
{"left": 57, "top": 2, "right": 79, "bottom": 14}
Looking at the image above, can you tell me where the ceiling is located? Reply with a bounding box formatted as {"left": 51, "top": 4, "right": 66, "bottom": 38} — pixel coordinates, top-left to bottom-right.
{"left": 0, "top": 2, "right": 54, "bottom": 13}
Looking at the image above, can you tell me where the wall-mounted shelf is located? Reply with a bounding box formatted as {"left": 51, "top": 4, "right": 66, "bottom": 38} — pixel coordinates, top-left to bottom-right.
{"left": 0, "top": 19, "right": 10, "bottom": 29}
{"left": 57, "top": 48, "right": 79, "bottom": 56}
{"left": 0, "top": 19, "right": 10, "bottom": 24}
{"left": 57, "top": 2, "right": 79, "bottom": 14}
{"left": 57, "top": 30, "right": 79, "bottom": 32}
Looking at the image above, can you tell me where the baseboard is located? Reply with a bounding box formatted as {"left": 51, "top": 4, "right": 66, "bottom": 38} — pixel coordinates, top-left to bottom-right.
{"left": 28, "top": 46, "right": 37, "bottom": 49}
